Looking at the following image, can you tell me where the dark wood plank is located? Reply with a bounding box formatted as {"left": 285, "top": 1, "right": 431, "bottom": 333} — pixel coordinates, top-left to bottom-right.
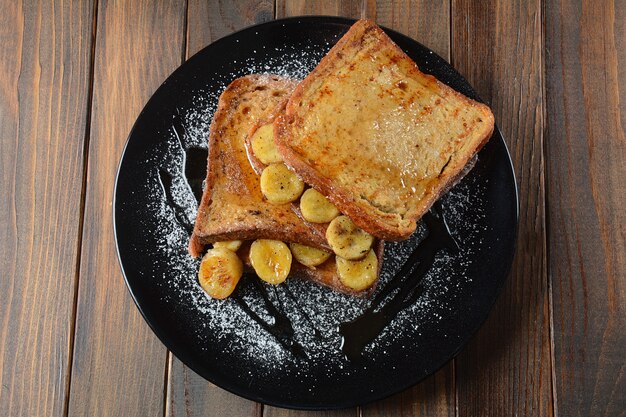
{"left": 363, "top": 370, "right": 455, "bottom": 417}
{"left": 275, "top": 0, "right": 362, "bottom": 18}
{"left": 66, "top": 1, "right": 186, "bottom": 415}
{"left": 166, "top": 355, "right": 262, "bottom": 417}
{"left": 0, "top": 1, "right": 94, "bottom": 416}
{"left": 362, "top": 0, "right": 449, "bottom": 60}
{"left": 165, "top": 2, "right": 274, "bottom": 416}
{"left": 186, "top": 0, "right": 274, "bottom": 57}
{"left": 264, "top": 409, "right": 356, "bottom": 417}
{"left": 544, "top": 1, "right": 626, "bottom": 415}
{"left": 452, "top": 1, "right": 553, "bottom": 416}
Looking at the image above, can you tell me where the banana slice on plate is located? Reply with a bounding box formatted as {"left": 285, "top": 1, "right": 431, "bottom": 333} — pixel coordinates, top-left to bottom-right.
{"left": 289, "top": 243, "right": 332, "bottom": 267}
{"left": 300, "top": 188, "right": 340, "bottom": 223}
{"left": 250, "top": 123, "right": 282, "bottom": 165}
{"left": 326, "top": 215, "right": 374, "bottom": 260}
{"left": 212, "top": 240, "right": 243, "bottom": 252}
{"left": 249, "top": 239, "right": 292, "bottom": 285}
{"left": 260, "top": 163, "right": 304, "bottom": 204}
{"left": 336, "top": 249, "right": 378, "bottom": 291}
{"left": 198, "top": 247, "right": 243, "bottom": 299}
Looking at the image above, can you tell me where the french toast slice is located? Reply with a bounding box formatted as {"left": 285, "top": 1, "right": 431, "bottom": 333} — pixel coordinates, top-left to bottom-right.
{"left": 189, "top": 74, "right": 329, "bottom": 257}
{"left": 274, "top": 19, "right": 495, "bottom": 240}
{"left": 244, "top": 106, "right": 329, "bottom": 244}
{"left": 189, "top": 74, "right": 383, "bottom": 296}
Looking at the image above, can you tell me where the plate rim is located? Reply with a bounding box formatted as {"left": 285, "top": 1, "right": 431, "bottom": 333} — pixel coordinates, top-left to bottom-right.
{"left": 113, "top": 15, "right": 519, "bottom": 410}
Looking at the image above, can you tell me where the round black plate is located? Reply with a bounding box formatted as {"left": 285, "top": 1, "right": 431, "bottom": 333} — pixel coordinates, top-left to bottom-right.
{"left": 114, "top": 16, "right": 517, "bottom": 410}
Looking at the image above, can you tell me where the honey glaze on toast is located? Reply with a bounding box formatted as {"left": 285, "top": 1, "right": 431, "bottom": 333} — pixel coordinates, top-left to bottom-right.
{"left": 189, "top": 75, "right": 329, "bottom": 256}
{"left": 189, "top": 74, "right": 382, "bottom": 296}
{"left": 275, "top": 19, "right": 495, "bottom": 240}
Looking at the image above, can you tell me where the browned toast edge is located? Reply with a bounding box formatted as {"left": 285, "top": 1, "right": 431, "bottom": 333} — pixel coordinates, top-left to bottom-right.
{"left": 274, "top": 19, "right": 495, "bottom": 241}
{"left": 190, "top": 74, "right": 334, "bottom": 257}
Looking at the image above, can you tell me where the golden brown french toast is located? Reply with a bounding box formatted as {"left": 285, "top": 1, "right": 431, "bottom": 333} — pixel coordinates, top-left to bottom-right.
{"left": 275, "top": 19, "right": 495, "bottom": 240}
{"left": 189, "top": 74, "right": 329, "bottom": 257}
{"left": 189, "top": 74, "right": 383, "bottom": 297}
{"left": 243, "top": 116, "right": 384, "bottom": 296}
{"left": 244, "top": 109, "right": 329, "bottom": 246}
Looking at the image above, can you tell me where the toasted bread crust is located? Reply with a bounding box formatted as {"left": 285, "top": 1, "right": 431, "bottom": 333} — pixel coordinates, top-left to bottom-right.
{"left": 244, "top": 99, "right": 289, "bottom": 176}
{"left": 245, "top": 108, "right": 383, "bottom": 296}
{"left": 189, "top": 74, "right": 382, "bottom": 295}
{"left": 275, "top": 19, "right": 495, "bottom": 240}
{"left": 244, "top": 108, "right": 330, "bottom": 245}
{"left": 189, "top": 75, "right": 330, "bottom": 257}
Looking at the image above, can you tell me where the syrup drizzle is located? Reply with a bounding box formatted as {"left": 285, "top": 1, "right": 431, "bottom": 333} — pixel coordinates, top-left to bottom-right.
{"left": 172, "top": 121, "right": 207, "bottom": 203}
{"left": 165, "top": 123, "right": 459, "bottom": 361}
{"left": 233, "top": 276, "right": 307, "bottom": 358}
{"left": 338, "top": 205, "right": 459, "bottom": 362}
{"left": 158, "top": 169, "right": 194, "bottom": 234}
{"left": 283, "top": 284, "right": 324, "bottom": 341}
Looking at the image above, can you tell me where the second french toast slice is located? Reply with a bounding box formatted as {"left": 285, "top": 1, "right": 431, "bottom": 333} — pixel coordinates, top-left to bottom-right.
{"left": 189, "top": 74, "right": 328, "bottom": 257}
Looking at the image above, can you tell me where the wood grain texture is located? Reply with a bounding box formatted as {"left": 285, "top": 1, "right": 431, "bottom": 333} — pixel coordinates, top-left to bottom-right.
{"left": 166, "top": 355, "right": 261, "bottom": 417}
{"left": 275, "top": 0, "right": 363, "bottom": 19}
{"left": 363, "top": 370, "right": 455, "bottom": 417}
{"left": 361, "top": 0, "right": 450, "bottom": 61}
{"left": 186, "top": 0, "right": 274, "bottom": 57}
{"left": 66, "top": 1, "right": 186, "bottom": 416}
{"left": 452, "top": 1, "right": 553, "bottom": 416}
{"left": 0, "top": 1, "right": 94, "bottom": 416}
{"left": 165, "top": 2, "right": 274, "bottom": 416}
{"left": 264, "top": 409, "right": 356, "bottom": 417}
{"left": 544, "top": 1, "right": 626, "bottom": 416}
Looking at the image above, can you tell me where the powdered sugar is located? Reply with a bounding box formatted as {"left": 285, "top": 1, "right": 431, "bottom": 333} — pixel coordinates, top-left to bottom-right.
{"left": 126, "top": 41, "right": 492, "bottom": 381}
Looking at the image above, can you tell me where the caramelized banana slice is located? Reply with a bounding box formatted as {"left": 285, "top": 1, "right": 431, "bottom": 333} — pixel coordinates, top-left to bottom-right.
{"left": 251, "top": 123, "right": 282, "bottom": 164}
{"left": 336, "top": 249, "right": 378, "bottom": 291}
{"left": 289, "top": 243, "right": 332, "bottom": 267}
{"left": 260, "top": 163, "right": 304, "bottom": 204}
{"left": 300, "top": 188, "right": 340, "bottom": 223}
{"left": 326, "top": 215, "right": 374, "bottom": 260}
{"left": 212, "top": 240, "right": 243, "bottom": 252}
{"left": 198, "top": 247, "right": 243, "bottom": 299}
{"left": 249, "top": 239, "right": 292, "bottom": 285}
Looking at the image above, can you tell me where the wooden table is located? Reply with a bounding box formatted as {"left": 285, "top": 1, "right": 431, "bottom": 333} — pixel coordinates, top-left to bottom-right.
{"left": 1, "top": 1, "right": 624, "bottom": 416}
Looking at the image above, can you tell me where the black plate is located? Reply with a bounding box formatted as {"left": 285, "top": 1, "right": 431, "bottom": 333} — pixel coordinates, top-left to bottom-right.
{"left": 114, "top": 16, "right": 517, "bottom": 410}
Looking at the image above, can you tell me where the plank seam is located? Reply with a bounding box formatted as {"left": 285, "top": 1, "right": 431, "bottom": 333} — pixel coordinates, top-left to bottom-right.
{"left": 163, "top": 352, "right": 172, "bottom": 417}
{"left": 63, "top": 0, "right": 100, "bottom": 416}
{"left": 182, "top": 0, "right": 189, "bottom": 63}
{"left": 540, "top": 0, "right": 558, "bottom": 415}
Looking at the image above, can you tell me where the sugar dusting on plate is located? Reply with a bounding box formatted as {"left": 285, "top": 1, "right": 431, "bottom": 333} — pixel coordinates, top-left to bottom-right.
{"left": 135, "top": 42, "right": 488, "bottom": 380}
